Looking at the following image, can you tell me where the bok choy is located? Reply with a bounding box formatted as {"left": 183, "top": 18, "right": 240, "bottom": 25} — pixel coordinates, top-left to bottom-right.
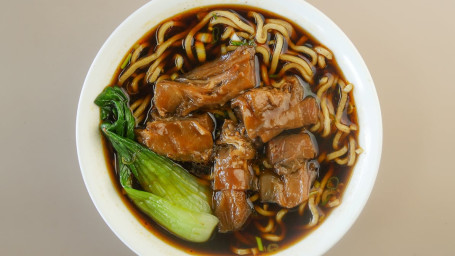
{"left": 95, "top": 86, "right": 219, "bottom": 242}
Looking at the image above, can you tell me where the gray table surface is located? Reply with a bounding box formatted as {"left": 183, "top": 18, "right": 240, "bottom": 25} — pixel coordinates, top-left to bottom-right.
{"left": 1, "top": 0, "right": 454, "bottom": 255}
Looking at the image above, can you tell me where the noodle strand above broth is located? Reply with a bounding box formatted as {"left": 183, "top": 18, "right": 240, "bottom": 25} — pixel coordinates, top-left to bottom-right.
{"left": 99, "top": 5, "right": 361, "bottom": 255}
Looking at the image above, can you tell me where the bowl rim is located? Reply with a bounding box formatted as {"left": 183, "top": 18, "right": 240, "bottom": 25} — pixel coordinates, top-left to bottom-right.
{"left": 76, "top": 0, "right": 382, "bottom": 255}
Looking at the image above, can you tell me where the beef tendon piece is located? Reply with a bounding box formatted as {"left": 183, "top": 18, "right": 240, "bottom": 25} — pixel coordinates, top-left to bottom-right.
{"left": 213, "top": 147, "right": 254, "bottom": 190}
{"left": 259, "top": 164, "right": 317, "bottom": 208}
{"left": 212, "top": 120, "right": 256, "bottom": 232}
{"left": 213, "top": 190, "right": 252, "bottom": 233}
{"left": 214, "top": 121, "right": 256, "bottom": 191}
{"left": 136, "top": 113, "right": 214, "bottom": 163}
{"left": 232, "top": 76, "right": 319, "bottom": 142}
{"left": 267, "top": 132, "right": 317, "bottom": 175}
{"left": 217, "top": 119, "right": 256, "bottom": 159}
{"left": 258, "top": 171, "right": 284, "bottom": 204}
{"left": 154, "top": 46, "right": 256, "bottom": 117}
{"left": 260, "top": 131, "right": 319, "bottom": 208}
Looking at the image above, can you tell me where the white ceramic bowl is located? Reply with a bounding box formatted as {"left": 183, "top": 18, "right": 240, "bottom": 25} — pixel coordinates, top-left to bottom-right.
{"left": 76, "top": 0, "right": 382, "bottom": 255}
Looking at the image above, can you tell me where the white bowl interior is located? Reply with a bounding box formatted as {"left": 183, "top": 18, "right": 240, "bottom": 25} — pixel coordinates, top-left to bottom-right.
{"left": 76, "top": 0, "right": 382, "bottom": 255}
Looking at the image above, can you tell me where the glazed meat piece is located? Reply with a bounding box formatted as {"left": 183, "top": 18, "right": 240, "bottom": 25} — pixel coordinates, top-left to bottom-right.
{"left": 258, "top": 171, "right": 283, "bottom": 204}
{"left": 154, "top": 46, "right": 256, "bottom": 117}
{"left": 213, "top": 147, "right": 254, "bottom": 190}
{"left": 212, "top": 120, "right": 255, "bottom": 232}
{"left": 259, "top": 164, "right": 317, "bottom": 208}
{"left": 214, "top": 120, "right": 256, "bottom": 190}
{"left": 267, "top": 132, "right": 317, "bottom": 175}
{"left": 232, "top": 76, "right": 319, "bottom": 142}
{"left": 217, "top": 119, "right": 256, "bottom": 159}
{"left": 136, "top": 113, "right": 214, "bottom": 163}
{"left": 280, "top": 164, "right": 317, "bottom": 207}
{"left": 260, "top": 131, "right": 319, "bottom": 208}
{"left": 213, "top": 190, "right": 252, "bottom": 233}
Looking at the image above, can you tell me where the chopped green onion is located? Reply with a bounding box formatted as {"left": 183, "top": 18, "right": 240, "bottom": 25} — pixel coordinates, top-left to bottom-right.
{"left": 212, "top": 13, "right": 218, "bottom": 20}
{"left": 230, "top": 41, "right": 243, "bottom": 46}
{"left": 121, "top": 53, "right": 132, "bottom": 69}
{"left": 230, "top": 39, "right": 257, "bottom": 47}
{"left": 212, "top": 27, "right": 220, "bottom": 43}
{"left": 267, "top": 243, "right": 279, "bottom": 252}
{"left": 269, "top": 74, "right": 279, "bottom": 78}
{"left": 321, "top": 189, "right": 337, "bottom": 206}
{"left": 327, "top": 176, "right": 339, "bottom": 189}
{"left": 256, "top": 236, "right": 264, "bottom": 251}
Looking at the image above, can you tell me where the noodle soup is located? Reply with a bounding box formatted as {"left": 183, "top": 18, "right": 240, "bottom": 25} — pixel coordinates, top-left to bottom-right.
{"left": 95, "top": 4, "right": 364, "bottom": 256}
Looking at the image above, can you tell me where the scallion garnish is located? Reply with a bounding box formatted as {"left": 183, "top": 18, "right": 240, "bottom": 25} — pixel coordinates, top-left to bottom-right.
{"left": 230, "top": 41, "right": 244, "bottom": 46}
{"left": 327, "top": 176, "right": 339, "bottom": 189}
{"left": 321, "top": 189, "right": 337, "bottom": 206}
{"left": 256, "top": 236, "right": 264, "bottom": 251}
{"left": 212, "top": 27, "right": 220, "bottom": 43}
{"left": 121, "top": 53, "right": 132, "bottom": 69}
{"left": 230, "top": 39, "right": 257, "bottom": 47}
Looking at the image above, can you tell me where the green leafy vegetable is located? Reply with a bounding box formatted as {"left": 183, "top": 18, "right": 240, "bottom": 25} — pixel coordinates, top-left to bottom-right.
{"left": 95, "top": 86, "right": 218, "bottom": 242}
{"left": 95, "top": 86, "right": 135, "bottom": 140}
{"left": 124, "top": 187, "right": 219, "bottom": 242}
{"left": 105, "top": 129, "right": 212, "bottom": 214}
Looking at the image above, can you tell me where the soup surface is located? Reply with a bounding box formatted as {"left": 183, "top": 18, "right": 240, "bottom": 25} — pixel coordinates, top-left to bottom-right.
{"left": 99, "top": 5, "right": 360, "bottom": 255}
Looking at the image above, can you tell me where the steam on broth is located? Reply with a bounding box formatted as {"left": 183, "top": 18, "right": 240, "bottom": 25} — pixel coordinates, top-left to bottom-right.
{"left": 98, "top": 5, "right": 361, "bottom": 255}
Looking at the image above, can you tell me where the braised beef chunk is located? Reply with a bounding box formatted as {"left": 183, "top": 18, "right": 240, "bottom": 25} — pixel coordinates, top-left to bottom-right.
{"left": 267, "top": 132, "right": 317, "bottom": 175}
{"left": 258, "top": 171, "right": 284, "bottom": 204}
{"left": 281, "top": 164, "right": 317, "bottom": 207}
{"left": 217, "top": 119, "right": 256, "bottom": 159}
{"left": 214, "top": 120, "right": 255, "bottom": 190}
{"left": 232, "top": 76, "right": 319, "bottom": 142}
{"left": 260, "top": 130, "right": 319, "bottom": 208}
{"left": 259, "top": 164, "right": 317, "bottom": 208}
{"left": 136, "top": 113, "right": 214, "bottom": 163}
{"left": 213, "top": 147, "right": 254, "bottom": 190}
{"left": 213, "top": 190, "right": 252, "bottom": 233}
{"left": 183, "top": 47, "right": 253, "bottom": 80}
{"left": 154, "top": 47, "right": 256, "bottom": 117}
{"left": 212, "top": 120, "right": 255, "bottom": 232}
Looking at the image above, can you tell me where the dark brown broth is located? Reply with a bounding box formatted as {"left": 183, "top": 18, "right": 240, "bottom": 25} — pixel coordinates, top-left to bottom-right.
{"left": 101, "top": 5, "right": 358, "bottom": 255}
